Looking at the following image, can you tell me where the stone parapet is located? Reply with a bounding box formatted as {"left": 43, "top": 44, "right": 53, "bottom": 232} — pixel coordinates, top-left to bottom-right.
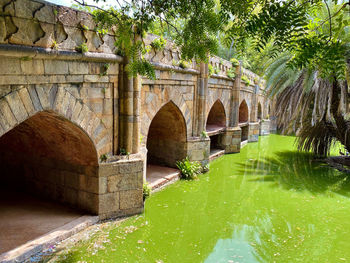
{"left": 98, "top": 158, "right": 144, "bottom": 220}
{"left": 248, "top": 122, "right": 259, "bottom": 142}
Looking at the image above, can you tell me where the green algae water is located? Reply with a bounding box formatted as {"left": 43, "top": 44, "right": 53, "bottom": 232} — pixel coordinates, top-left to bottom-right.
{"left": 52, "top": 134, "right": 350, "bottom": 263}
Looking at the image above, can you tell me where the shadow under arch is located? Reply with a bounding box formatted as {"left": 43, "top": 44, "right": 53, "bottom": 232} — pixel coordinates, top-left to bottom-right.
{"left": 146, "top": 101, "right": 187, "bottom": 168}
{"left": 206, "top": 99, "right": 226, "bottom": 132}
{"left": 239, "top": 100, "right": 249, "bottom": 123}
{"left": 0, "top": 110, "right": 99, "bottom": 210}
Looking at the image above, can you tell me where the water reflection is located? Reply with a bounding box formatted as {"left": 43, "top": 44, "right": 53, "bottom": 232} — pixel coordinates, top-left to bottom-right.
{"left": 238, "top": 150, "right": 350, "bottom": 196}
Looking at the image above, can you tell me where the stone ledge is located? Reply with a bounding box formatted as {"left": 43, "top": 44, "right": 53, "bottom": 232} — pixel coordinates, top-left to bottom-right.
{"left": 0, "top": 44, "right": 123, "bottom": 63}
{"left": 0, "top": 215, "right": 99, "bottom": 263}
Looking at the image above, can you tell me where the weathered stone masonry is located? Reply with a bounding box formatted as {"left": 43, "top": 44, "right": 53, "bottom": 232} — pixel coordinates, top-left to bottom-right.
{"left": 0, "top": 0, "right": 271, "bottom": 219}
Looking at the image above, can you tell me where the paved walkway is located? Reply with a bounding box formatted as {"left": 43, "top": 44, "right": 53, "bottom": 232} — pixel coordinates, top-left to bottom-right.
{"left": 0, "top": 190, "right": 83, "bottom": 254}
{"left": 146, "top": 164, "right": 180, "bottom": 190}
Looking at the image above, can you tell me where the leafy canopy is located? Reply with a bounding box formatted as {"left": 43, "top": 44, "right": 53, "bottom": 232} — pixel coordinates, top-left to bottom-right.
{"left": 73, "top": 0, "right": 349, "bottom": 80}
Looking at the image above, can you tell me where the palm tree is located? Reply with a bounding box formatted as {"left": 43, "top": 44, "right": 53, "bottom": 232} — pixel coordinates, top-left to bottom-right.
{"left": 264, "top": 1, "right": 350, "bottom": 156}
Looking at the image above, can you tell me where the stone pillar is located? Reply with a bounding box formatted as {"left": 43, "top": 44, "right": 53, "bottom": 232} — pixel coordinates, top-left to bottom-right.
{"left": 119, "top": 58, "right": 134, "bottom": 154}
{"left": 217, "top": 64, "right": 242, "bottom": 153}
{"left": 119, "top": 62, "right": 141, "bottom": 154}
{"left": 132, "top": 75, "right": 141, "bottom": 153}
{"left": 113, "top": 72, "right": 119, "bottom": 155}
{"left": 231, "top": 65, "right": 241, "bottom": 127}
{"left": 248, "top": 84, "right": 259, "bottom": 142}
{"left": 194, "top": 62, "right": 208, "bottom": 136}
{"left": 250, "top": 85, "right": 258, "bottom": 123}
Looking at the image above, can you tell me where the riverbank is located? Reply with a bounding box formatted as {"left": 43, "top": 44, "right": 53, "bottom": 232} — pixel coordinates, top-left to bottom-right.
{"left": 32, "top": 135, "right": 350, "bottom": 262}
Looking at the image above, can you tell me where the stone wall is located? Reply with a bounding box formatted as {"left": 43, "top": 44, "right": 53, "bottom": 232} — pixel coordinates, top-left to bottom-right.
{"left": 248, "top": 122, "right": 260, "bottom": 142}
{"left": 0, "top": 0, "right": 273, "bottom": 222}
{"left": 98, "top": 158, "right": 143, "bottom": 220}
{"left": 260, "top": 120, "right": 270, "bottom": 136}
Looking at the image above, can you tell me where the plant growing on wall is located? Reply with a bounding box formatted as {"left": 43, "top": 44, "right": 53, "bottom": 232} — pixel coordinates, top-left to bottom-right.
{"left": 99, "top": 154, "right": 107, "bottom": 162}
{"left": 143, "top": 182, "right": 151, "bottom": 200}
{"left": 214, "top": 67, "right": 220, "bottom": 75}
{"left": 241, "top": 75, "right": 251, "bottom": 86}
{"left": 227, "top": 68, "right": 236, "bottom": 79}
{"left": 230, "top": 58, "right": 240, "bottom": 67}
{"left": 75, "top": 43, "right": 89, "bottom": 53}
{"left": 201, "top": 130, "right": 208, "bottom": 138}
{"left": 151, "top": 36, "right": 167, "bottom": 51}
{"left": 208, "top": 64, "right": 214, "bottom": 76}
{"left": 176, "top": 157, "right": 202, "bottom": 180}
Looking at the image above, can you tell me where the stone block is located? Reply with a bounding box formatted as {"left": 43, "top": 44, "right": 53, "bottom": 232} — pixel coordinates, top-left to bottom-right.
{"left": 5, "top": 91, "right": 28, "bottom": 122}
{"left": 66, "top": 75, "right": 84, "bottom": 83}
{"left": 34, "top": 4, "right": 56, "bottom": 24}
{"left": 80, "top": 174, "right": 106, "bottom": 194}
{"left": 99, "top": 192, "right": 119, "bottom": 214}
{"left": 21, "top": 59, "right": 44, "bottom": 75}
{"left": 18, "top": 88, "right": 35, "bottom": 116}
{"left": 0, "top": 100, "right": 16, "bottom": 131}
{"left": 99, "top": 162, "right": 119, "bottom": 177}
{"left": 107, "top": 172, "right": 142, "bottom": 193}
{"left": 0, "top": 57, "right": 21, "bottom": 74}
{"left": 78, "top": 191, "right": 99, "bottom": 214}
{"left": 119, "top": 189, "right": 143, "bottom": 210}
{"left": 84, "top": 75, "right": 109, "bottom": 83}
{"left": 68, "top": 61, "right": 89, "bottom": 75}
{"left": 35, "top": 85, "right": 50, "bottom": 109}
{"left": 14, "top": 0, "right": 43, "bottom": 19}
{"left": 44, "top": 60, "right": 69, "bottom": 75}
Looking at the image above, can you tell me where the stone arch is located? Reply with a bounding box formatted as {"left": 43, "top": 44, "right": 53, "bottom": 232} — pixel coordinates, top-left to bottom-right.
{"left": 239, "top": 100, "right": 249, "bottom": 123}
{"left": 206, "top": 99, "right": 226, "bottom": 131}
{"left": 146, "top": 101, "right": 187, "bottom": 168}
{"left": 0, "top": 86, "right": 109, "bottom": 156}
{"left": 141, "top": 88, "right": 192, "bottom": 140}
{"left": 0, "top": 109, "right": 100, "bottom": 213}
{"left": 206, "top": 89, "right": 230, "bottom": 126}
{"left": 257, "top": 102, "right": 262, "bottom": 120}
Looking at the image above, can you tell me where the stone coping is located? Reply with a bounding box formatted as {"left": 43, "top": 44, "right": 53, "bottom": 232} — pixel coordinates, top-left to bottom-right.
{"left": 0, "top": 215, "right": 99, "bottom": 263}
{"left": 151, "top": 62, "right": 200, "bottom": 75}
{"left": 0, "top": 44, "right": 123, "bottom": 63}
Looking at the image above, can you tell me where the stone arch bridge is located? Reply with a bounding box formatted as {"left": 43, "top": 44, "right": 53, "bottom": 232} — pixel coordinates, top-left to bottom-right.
{"left": 0, "top": 0, "right": 271, "bottom": 220}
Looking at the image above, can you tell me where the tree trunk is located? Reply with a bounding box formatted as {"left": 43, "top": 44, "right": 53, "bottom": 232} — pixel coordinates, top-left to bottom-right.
{"left": 331, "top": 78, "right": 350, "bottom": 151}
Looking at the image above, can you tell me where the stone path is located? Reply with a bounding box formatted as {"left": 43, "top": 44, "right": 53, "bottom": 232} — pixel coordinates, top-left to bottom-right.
{"left": 0, "top": 190, "right": 86, "bottom": 258}
{"left": 146, "top": 164, "right": 180, "bottom": 190}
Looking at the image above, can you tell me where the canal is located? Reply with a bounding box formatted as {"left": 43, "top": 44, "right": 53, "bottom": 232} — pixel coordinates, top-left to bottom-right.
{"left": 49, "top": 134, "right": 350, "bottom": 262}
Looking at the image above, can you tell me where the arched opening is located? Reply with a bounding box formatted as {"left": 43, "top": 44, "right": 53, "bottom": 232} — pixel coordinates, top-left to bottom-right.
{"left": 239, "top": 100, "right": 249, "bottom": 123}
{"left": 258, "top": 103, "right": 262, "bottom": 120}
{"left": 206, "top": 100, "right": 226, "bottom": 132}
{"left": 206, "top": 100, "right": 226, "bottom": 158}
{"left": 146, "top": 102, "right": 187, "bottom": 186}
{"left": 239, "top": 100, "right": 249, "bottom": 142}
{"left": 0, "top": 111, "right": 98, "bottom": 254}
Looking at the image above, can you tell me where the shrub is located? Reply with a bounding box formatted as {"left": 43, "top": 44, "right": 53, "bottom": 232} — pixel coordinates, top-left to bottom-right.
{"left": 176, "top": 157, "right": 202, "bottom": 180}
{"left": 214, "top": 67, "right": 220, "bottom": 74}
{"left": 151, "top": 36, "right": 167, "bottom": 51}
{"left": 241, "top": 75, "right": 251, "bottom": 86}
{"left": 201, "top": 130, "right": 208, "bottom": 138}
{"left": 99, "top": 154, "right": 107, "bottom": 162}
{"left": 227, "top": 68, "right": 236, "bottom": 79}
{"left": 75, "top": 43, "right": 88, "bottom": 53}
{"left": 119, "top": 148, "right": 130, "bottom": 156}
{"left": 208, "top": 64, "right": 214, "bottom": 76}
{"left": 178, "top": 59, "right": 189, "bottom": 69}
{"left": 143, "top": 182, "right": 151, "bottom": 200}
{"left": 230, "top": 58, "right": 240, "bottom": 67}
